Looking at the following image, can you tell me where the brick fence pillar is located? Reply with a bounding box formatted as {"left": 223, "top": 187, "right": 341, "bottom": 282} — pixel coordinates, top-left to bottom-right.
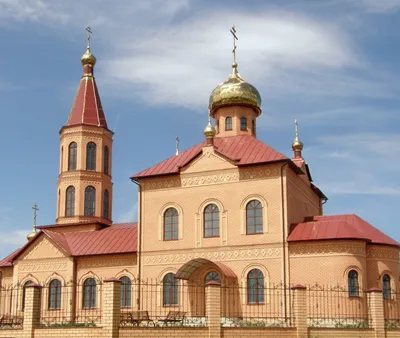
{"left": 291, "top": 285, "right": 307, "bottom": 338}
{"left": 23, "top": 284, "right": 42, "bottom": 338}
{"left": 103, "top": 278, "right": 121, "bottom": 338}
{"left": 206, "top": 281, "right": 221, "bottom": 338}
{"left": 368, "top": 288, "right": 385, "bottom": 338}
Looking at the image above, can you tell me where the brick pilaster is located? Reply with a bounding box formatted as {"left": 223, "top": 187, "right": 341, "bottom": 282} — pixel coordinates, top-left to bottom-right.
{"left": 206, "top": 281, "right": 221, "bottom": 338}
{"left": 368, "top": 288, "right": 385, "bottom": 338}
{"left": 291, "top": 285, "right": 307, "bottom": 338}
{"left": 103, "top": 278, "right": 121, "bottom": 338}
{"left": 23, "top": 284, "right": 42, "bottom": 338}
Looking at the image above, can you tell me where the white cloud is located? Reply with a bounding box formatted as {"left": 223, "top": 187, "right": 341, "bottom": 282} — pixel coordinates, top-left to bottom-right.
{"left": 355, "top": 0, "right": 400, "bottom": 13}
{"left": 117, "top": 202, "right": 138, "bottom": 223}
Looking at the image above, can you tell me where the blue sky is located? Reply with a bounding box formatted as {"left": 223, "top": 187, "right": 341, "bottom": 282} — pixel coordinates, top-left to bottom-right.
{"left": 0, "top": 0, "right": 399, "bottom": 259}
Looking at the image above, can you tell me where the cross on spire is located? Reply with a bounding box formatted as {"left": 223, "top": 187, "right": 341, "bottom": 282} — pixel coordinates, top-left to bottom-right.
{"left": 86, "top": 26, "right": 92, "bottom": 49}
{"left": 32, "top": 203, "right": 39, "bottom": 227}
{"left": 294, "top": 119, "right": 299, "bottom": 139}
{"left": 175, "top": 136, "right": 180, "bottom": 156}
{"left": 230, "top": 25, "right": 238, "bottom": 65}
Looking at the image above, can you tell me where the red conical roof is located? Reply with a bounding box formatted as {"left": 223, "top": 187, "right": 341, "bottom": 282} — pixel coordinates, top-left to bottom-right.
{"left": 66, "top": 48, "right": 108, "bottom": 128}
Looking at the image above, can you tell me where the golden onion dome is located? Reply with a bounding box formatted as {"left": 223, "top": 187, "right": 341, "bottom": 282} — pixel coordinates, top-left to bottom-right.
{"left": 204, "top": 116, "right": 216, "bottom": 138}
{"left": 292, "top": 119, "right": 304, "bottom": 151}
{"left": 209, "top": 63, "right": 262, "bottom": 116}
{"left": 292, "top": 138, "right": 304, "bottom": 151}
{"left": 81, "top": 48, "right": 97, "bottom": 66}
{"left": 27, "top": 229, "right": 37, "bottom": 241}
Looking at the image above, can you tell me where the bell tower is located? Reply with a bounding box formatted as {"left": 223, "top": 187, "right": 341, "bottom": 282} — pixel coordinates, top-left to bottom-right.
{"left": 56, "top": 28, "right": 113, "bottom": 225}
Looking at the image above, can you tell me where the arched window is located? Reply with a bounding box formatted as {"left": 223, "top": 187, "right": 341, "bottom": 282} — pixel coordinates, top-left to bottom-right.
{"left": 22, "top": 280, "right": 33, "bottom": 311}
{"left": 383, "top": 274, "right": 391, "bottom": 300}
{"left": 246, "top": 200, "right": 263, "bottom": 234}
{"left": 163, "top": 273, "right": 178, "bottom": 306}
{"left": 48, "top": 279, "right": 62, "bottom": 310}
{"left": 104, "top": 146, "right": 109, "bottom": 174}
{"left": 84, "top": 186, "right": 96, "bottom": 216}
{"left": 225, "top": 116, "right": 232, "bottom": 130}
{"left": 60, "top": 146, "right": 64, "bottom": 172}
{"left": 86, "top": 142, "right": 96, "bottom": 171}
{"left": 205, "top": 271, "right": 220, "bottom": 284}
{"left": 65, "top": 186, "right": 75, "bottom": 217}
{"left": 120, "top": 276, "right": 131, "bottom": 308}
{"left": 163, "top": 208, "right": 178, "bottom": 240}
{"left": 240, "top": 117, "right": 247, "bottom": 131}
{"left": 83, "top": 278, "right": 96, "bottom": 309}
{"left": 252, "top": 119, "right": 256, "bottom": 136}
{"left": 68, "top": 142, "right": 77, "bottom": 171}
{"left": 103, "top": 190, "right": 109, "bottom": 219}
{"left": 247, "top": 269, "right": 264, "bottom": 304}
{"left": 348, "top": 270, "right": 359, "bottom": 297}
{"left": 204, "top": 204, "right": 220, "bottom": 238}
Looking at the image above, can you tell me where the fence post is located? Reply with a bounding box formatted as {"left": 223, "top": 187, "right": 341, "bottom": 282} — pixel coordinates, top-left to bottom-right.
{"left": 367, "top": 288, "right": 385, "bottom": 338}
{"left": 206, "top": 281, "right": 221, "bottom": 338}
{"left": 23, "top": 284, "right": 42, "bottom": 338}
{"left": 103, "top": 278, "right": 121, "bottom": 338}
{"left": 291, "top": 285, "right": 307, "bottom": 338}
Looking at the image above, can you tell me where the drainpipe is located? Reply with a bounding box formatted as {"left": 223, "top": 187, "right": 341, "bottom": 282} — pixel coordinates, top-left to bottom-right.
{"left": 280, "top": 162, "right": 289, "bottom": 321}
{"left": 130, "top": 179, "right": 142, "bottom": 310}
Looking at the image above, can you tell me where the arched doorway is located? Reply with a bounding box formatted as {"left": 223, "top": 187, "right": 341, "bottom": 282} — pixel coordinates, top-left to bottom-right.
{"left": 174, "top": 259, "right": 238, "bottom": 318}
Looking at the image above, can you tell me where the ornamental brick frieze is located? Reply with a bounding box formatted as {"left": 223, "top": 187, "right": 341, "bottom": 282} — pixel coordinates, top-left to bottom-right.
{"left": 78, "top": 258, "right": 135, "bottom": 269}
{"left": 22, "top": 238, "right": 65, "bottom": 260}
{"left": 289, "top": 243, "right": 366, "bottom": 256}
{"left": 19, "top": 260, "right": 68, "bottom": 272}
{"left": 366, "top": 247, "right": 399, "bottom": 261}
{"left": 239, "top": 167, "right": 278, "bottom": 180}
{"left": 142, "top": 177, "right": 181, "bottom": 191}
{"left": 181, "top": 169, "right": 239, "bottom": 188}
{"left": 143, "top": 247, "right": 281, "bottom": 266}
{"left": 62, "top": 128, "right": 107, "bottom": 137}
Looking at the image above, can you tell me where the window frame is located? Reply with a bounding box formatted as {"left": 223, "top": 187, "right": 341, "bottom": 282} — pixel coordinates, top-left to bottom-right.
{"left": 163, "top": 273, "right": 178, "bottom": 306}
{"left": 240, "top": 116, "right": 247, "bottom": 131}
{"left": 203, "top": 204, "right": 220, "bottom": 238}
{"left": 68, "top": 142, "right": 77, "bottom": 171}
{"left": 119, "top": 276, "right": 132, "bottom": 308}
{"left": 83, "top": 278, "right": 97, "bottom": 309}
{"left": 205, "top": 271, "right": 220, "bottom": 284}
{"left": 246, "top": 200, "right": 263, "bottom": 235}
{"left": 163, "top": 208, "right": 179, "bottom": 241}
{"left": 84, "top": 186, "right": 96, "bottom": 217}
{"left": 382, "top": 274, "right": 391, "bottom": 300}
{"left": 104, "top": 146, "right": 109, "bottom": 174}
{"left": 247, "top": 269, "right": 264, "bottom": 304}
{"left": 225, "top": 116, "right": 232, "bottom": 131}
{"left": 86, "top": 142, "right": 97, "bottom": 171}
{"left": 103, "top": 189, "right": 109, "bottom": 219}
{"left": 347, "top": 270, "right": 359, "bottom": 297}
{"left": 65, "top": 186, "right": 75, "bottom": 217}
{"left": 48, "top": 279, "right": 62, "bottom": 310}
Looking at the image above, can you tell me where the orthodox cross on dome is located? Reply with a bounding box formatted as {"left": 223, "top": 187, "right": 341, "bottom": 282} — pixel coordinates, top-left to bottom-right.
{"left": 230, "top": 25, "right": 238, "bottom": 65}
{"left": 294, "top": 119, "right": 299, "bottom": 139}
{"left": 32, "top": 203, "right": 39, "bottom": 227}
{"left": 175, "top": 136, "right": 180, "bottom": 156}
{"left": 86, "top": 25, "right": 92, "bottom": 49}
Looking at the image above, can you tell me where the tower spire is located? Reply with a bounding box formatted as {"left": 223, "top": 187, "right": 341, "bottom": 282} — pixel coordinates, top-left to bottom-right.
{"left": 66, "top": 26, "right": 108, "bottom": 128}
{"left": 204, "top": 111, "right": 216, "bottom": 144}
{"left": 292, "top": 119, "right": 304, "bottom": 158}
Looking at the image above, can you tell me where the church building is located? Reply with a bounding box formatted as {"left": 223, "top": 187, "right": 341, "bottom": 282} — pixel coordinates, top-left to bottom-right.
{"left": 0, "top": 28, "right": 398, "bottom": 325}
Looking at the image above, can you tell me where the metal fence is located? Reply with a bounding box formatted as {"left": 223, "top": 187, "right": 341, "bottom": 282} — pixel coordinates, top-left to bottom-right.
{"left": 121, "top": 279, "right": 207, "bottom": 327}
{"left": 221, "top": 283, "right": 292, "bottom": 327}
{"left": 384, "top": 290, "right": 400, "bottom": 329}
{"left": 0, "top": 285, "right": 24, "bottom": 329}
{"left": 306, "top": 284, "right": 370, "bottom": 328}
{"left": 40, "top": 282, "right": 102, "bottom": 327}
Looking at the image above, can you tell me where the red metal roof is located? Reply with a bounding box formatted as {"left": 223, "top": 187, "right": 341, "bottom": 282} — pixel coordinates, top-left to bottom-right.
{"left": 43, "top": 222, "right": 138, "bottom": 256}
{"left": 3, "top": 223, "right": 137, "bottom": 265}
{"left": 288, "top": 214, "right": 399, "bottom": 247}
{"left": 132, "top": 135, "right": 288, "bottom": 179}
{"left": 0, "top": 248, "right": 23, "bottom": 267}
{"left": 66, "top": 66, "right": 108, "bottom": 128}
